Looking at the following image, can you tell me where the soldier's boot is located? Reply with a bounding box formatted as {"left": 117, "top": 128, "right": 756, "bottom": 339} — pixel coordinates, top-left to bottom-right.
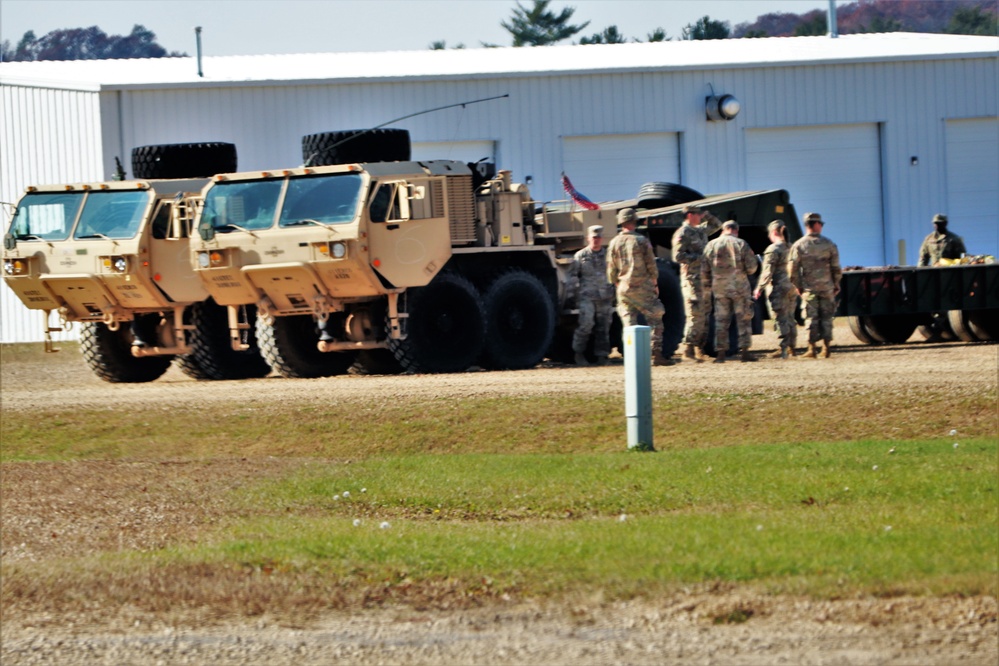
{"left": 822, "top": 340, "right": 832, "bottom": 358}
{"left": 713, "top": 350, "right": 726, "bottom": 364}
{"left": 802, "top": 343, "right": 818, "bottom": 358}
{"left": 574, "top": 352, "right": 591, "bottom": 366}
{"left": 653, "top": 351, "right": 675, "bottom": 367}
{"left": 694, "top": 346, "right": 711, "bottom": 362}
{"left": 740, "top": 350, "right": 756, "bottom": 363}
{"left": 786, "top": 346, "right": 797, "bottom": 358}
{"left": 594, "top": 355, "right": 609, "bottom": 367}
{"left": 767, "top": 349, "right": 785, "bottom": 359}
{"left": 683, "top": 344, "right": 702, "bottom": 363}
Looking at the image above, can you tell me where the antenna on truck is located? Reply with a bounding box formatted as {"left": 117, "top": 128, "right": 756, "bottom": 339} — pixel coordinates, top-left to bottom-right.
{"left": 303, "top": 93, "right": 510, "bottom": 167}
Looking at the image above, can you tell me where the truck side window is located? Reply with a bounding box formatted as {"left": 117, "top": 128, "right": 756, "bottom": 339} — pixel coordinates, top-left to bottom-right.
{"left": 151, "top": 202, "right": 171, "bottom": 239}
{"left": 369, "top": 183, "right": 395, "bottom": 223}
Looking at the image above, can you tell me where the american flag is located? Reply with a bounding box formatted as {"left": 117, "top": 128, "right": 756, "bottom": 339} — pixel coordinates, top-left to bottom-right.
{"left": 560, "top": 172, "right": 600, "bottom": 211}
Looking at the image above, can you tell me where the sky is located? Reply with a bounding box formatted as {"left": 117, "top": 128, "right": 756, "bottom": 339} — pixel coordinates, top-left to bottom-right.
{"left": 0, "top": 0, "right": 840, "bottom": 56}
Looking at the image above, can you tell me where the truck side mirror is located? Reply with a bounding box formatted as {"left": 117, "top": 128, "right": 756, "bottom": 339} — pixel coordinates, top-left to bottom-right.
{"left": 3, "top": 233, "right": 16, "bottom": 250}
{"left": 407, "top": 184, "right": 426, "bottom": 201}
{"left": 198, "top": 219, "right": 215, "bottom": 242}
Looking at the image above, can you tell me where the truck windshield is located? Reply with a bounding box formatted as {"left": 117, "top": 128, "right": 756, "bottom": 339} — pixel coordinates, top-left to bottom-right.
{"left": 202, "top": 179, "right": 284, "bottom": 232}
{"left": 278, "top": 173, "right": 363, "bottom": 227}
{"left": 73, "top": 190, "right": 151, "bottom": 240}
{"left": 9, "top": 192, "right": 85, "bottom": 241}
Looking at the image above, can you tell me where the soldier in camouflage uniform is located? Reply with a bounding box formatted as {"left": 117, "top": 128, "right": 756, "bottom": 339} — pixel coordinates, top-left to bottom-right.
{"left": 607, "top": 208, "right": 672, "bottom": 366}
{"left": 754, "top": 220, "right": 798, "bottom": 359}
{"left": 918, "top": 214, "right": 966, "bottom": 266}
{"left": 701, "top": 220, "right": 758, "bottom": 363}
{"left": 568, "top": 225, "right": 616, "bottom": 366}
{"left": 788, "top": 212, "right": 842, "bottom": 358}
{"left": 672, "top": 204, "right": 723, "bottom": 362}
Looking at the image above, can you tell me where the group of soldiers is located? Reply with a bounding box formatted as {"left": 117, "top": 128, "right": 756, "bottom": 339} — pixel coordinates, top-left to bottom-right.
{"left": 567, "top": 205, "right": 846, "bottom": 366}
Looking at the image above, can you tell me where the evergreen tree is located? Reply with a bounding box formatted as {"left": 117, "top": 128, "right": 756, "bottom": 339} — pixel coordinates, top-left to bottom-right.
{"left": 946, "top": 6, "right": 998, "bottom": 35}
{"left": 682, "top": 16, "right": 731, "bottom": 40}
{"left": 579, "top": 25, "right": 626, "bottom": 45}
{"left": 501, "top": 0, "right": 589, "bottom": 46}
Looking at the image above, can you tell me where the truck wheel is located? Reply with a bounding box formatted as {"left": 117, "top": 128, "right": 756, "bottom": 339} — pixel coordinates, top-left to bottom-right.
{"left": 966, "top": 309, "right": 998, "bottom": 342}
{"left": 256, "top": 314, "right": 356, "bottom": 378}
{"left": 390, "top": 272, "right": 485, "bottom": 373}
{"left": 947, "top": 310, "right": 984, "bottom": 343}
{"left": 302, "top": 129, "right": 411, "bottom": 167}
{"left": 861, "top": 315, "right": 919, "bottom": 344}
{"left": 847, "top": 316, "right": 880, "bottom": 345}
{"left": 177, "top": 301, "right": 271, "bottom": 380}
{"left": 480, "top": 269, "right": 556, "bottom": 370}
{"left": 352, "top": 349, "right": 405, "bottom": 375}
{"left": 657, "top": 262, "right": 685, "bottom": 359}
{"left": 131, "top": 142, "right": 237, "bottom": 179}
{"left": 636, "top": 182, "right": 704, "bottom": 209}
{"left": 80, "top": 322, "right": 173, "bottom": 383}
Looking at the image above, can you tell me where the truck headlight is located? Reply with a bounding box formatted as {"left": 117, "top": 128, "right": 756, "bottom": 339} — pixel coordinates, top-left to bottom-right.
{"left": 197, "top": 251, "right": 211, "bottom": 269}
{"left": 3, "top": 258, "right": 28, "bottom": 275}
{"left": 102, "top": 256, "right": 129, "bottom": 273}
{"left": 331, "top": 242, "right": 347, "bottom": 258}
{"left": 314, "top": 241, "right": 347, "bottom": 259}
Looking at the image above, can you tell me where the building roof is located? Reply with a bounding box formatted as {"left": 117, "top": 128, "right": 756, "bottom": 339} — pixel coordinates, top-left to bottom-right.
{"left": 2, "top": 33, "right": 996, "bottom": 92}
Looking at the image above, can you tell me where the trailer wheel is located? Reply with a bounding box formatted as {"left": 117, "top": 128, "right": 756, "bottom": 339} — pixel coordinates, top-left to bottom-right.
{"left": 351, "top": 349, "right": 405, "bottom": 375}
{"left": 131, "top": 142, "right": 237, "bottom": 179}
{"left": 80, "top": 322, "right": 173, "bottom": 383}
{"left": 656, "top": 262, "right": 685, "bottom": 359}
{"left": 636, "top": 182, "right": 704, "bottom": 210}
{"left": 917, "top": 312, "right": 957, "bottom": 342}
{"left": 860, "top": 314, "right": 919, "bottom": 344}
{"left": 947, "top": 309, "right": 984, "bottom": 343}
{"left": 966, "top": 309, "right": 998, "bottom": 342}
{"left": 390, "top": 272, "right": 485, "bottom": 373}
{"left": 176, "top": 300, "right": 271, "bottom": 380}
{"left": 847, "top": 316, "right": 880, "bottom": 345}
{"left": 257, "top": 314, "right": 356, "bottom": 378}
{"left": 302, "top": 129, "right": 411, "bottom": 167}
{"left": 480, "top": 269, "right": 556, "bottom": 370}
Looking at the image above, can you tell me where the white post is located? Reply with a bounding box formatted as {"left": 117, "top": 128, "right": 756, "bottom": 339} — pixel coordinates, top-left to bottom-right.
{"left": 623, "top": 325, "right": 654, "bottom": 451}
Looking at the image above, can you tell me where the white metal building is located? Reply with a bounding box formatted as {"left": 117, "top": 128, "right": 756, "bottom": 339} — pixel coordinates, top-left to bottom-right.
{"left": 2, "top": 33, "right": 997, "bottom": 342}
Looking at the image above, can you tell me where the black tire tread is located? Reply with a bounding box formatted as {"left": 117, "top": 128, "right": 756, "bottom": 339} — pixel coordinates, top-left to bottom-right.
{"left": 80, "top": 322, "right": 173, "bottom": 383}
{"left": 256, "top": 314, "right": 356, "bottom": 379}
{"left": 131, "top": 142, "right": 237, "bottom": 180}
{"left": 302, "top": 129, "right": 411, "bottom": 167}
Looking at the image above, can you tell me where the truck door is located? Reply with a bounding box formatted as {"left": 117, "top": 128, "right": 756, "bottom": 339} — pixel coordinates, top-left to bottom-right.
{"left": 366, "top": 179, "right": 451, "bottom": 289}
{"left": 147, "top": 200, "right": 209, "bottom": 303}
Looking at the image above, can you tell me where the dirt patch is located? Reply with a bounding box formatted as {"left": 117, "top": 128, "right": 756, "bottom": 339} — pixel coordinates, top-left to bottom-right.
{"left": 2, "top": 326, "right": 997, "bottom": 664}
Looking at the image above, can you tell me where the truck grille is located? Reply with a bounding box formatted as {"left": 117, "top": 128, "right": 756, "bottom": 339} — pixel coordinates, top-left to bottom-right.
{"left": 446, "top": 176, "right": 476, "bottom": 245}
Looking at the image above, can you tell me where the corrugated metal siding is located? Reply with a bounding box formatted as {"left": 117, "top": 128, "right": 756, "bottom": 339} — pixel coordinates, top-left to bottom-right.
{"left": 2, "top": 51, "right": 995, "bottom": 341}
{"left": 1, "top": 84, "right": 103, "bottom": 343}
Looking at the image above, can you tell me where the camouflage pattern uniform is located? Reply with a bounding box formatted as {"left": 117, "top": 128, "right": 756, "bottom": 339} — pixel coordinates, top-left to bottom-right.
{"left": 568, "top": 242, "right": 615, "bottom": 359}
{"left": 788, "top": 217, "right": 842, "bottom": 346}
{"left": 702, "top": 229, "right": 758, "bottom": 353}
{"left": 671, "top": 210, "right": 722, "bottom": 349}
{"left": 918, "top": 215, "right": 966, "bottom": 266}
{"left": 607, "top": 214, "right": 665, "bottom": 359}
{"left": 758, "top": 233, "right": 798, "bottom": 353}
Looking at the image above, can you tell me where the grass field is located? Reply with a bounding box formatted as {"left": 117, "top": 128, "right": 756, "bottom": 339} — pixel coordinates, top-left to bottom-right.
{"left": 1, "top": 341, "right": 996, "bottom": 623}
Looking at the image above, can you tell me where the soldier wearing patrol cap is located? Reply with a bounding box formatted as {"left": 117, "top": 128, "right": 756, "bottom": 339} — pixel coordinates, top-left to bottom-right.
{"left": 672, "top": 203, "right": 723, "bottom": 362}
{"left": 754, "top": 219, "right": 798, "bottom": 358}
{"left": 918, "top": 214, "right": 966, "bottom": 266}
{"left": 607, "top": 208, "right": 671, "bottom": 366}
{"left": 567, "top": 224, "right": 615, "bottom": 365}
{"left": 788, "top": 212, "right": 842, "bottom": 358}
{"left": 702, "top": 220, "right": 758, "bottom": 362}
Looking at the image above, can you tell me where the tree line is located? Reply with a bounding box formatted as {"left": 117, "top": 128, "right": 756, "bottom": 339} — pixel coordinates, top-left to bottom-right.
{"left": 2, "top": 0, "right": 994, "bottom": 62}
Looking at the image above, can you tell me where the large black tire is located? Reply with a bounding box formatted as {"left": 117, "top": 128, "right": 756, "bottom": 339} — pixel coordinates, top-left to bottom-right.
{"left": 175, "top": 301, "right": 271, "bottom": 380}
{"left": 256, "top": 314, "right": 356, "bottom": 378}
{"left": 948, "top": 310, "right": 984, "bottom": 343}
{"left": 848, "top": 316, "right": 880, "bottom": 345}
{"left": 480, "top": 269, "right": 556, "bottom": 370}
{"left": 131, "top": 142, "right": 237, "bottom": 180}
{"left": 351, "top": 349, "right": 405, "bottom": 375}
{"left": 390, "top": 272, "right": 486, "bottom": 373}
{"left": 636, "top": 182, "right": 704, "bottom": 210}
{"left": 862, "top": 314, "right": 919, "bottom": 344}
{"left": 966, "top": 309, "right": 998, "bottom": 342}
{"left": 656, "top": 261, "right": 685, "bottom": 359}
{"left": 302, "top": 129, "right": 411, "bottom": 167}
{"left": 80, "top": 322, "right": 173, "bottom": 383}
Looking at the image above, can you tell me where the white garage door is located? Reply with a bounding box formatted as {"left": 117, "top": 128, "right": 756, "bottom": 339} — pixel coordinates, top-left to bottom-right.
{"left": 945, "top": 118, "right": 999, "bottom": 257}
{"left": 561, "top": 133, "right": 681, "bottom": 204}
{"left": 411, "top": 140, "right": 495, "bottom": 165}
{"left": 747, "top": 124, "right": 884, "bottom": 266}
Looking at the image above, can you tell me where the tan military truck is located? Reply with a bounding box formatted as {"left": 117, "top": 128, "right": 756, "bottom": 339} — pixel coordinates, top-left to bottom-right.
{"left": 2, "top": 142, "right": 271, "bottom": 382}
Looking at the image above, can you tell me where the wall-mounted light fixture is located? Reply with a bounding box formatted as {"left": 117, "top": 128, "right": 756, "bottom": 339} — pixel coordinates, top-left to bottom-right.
{"left": 910, "top": 156, "right": 919, "bottom": 166}
{"left": 705, "top": 84, "right": 740, "bottom": 121}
